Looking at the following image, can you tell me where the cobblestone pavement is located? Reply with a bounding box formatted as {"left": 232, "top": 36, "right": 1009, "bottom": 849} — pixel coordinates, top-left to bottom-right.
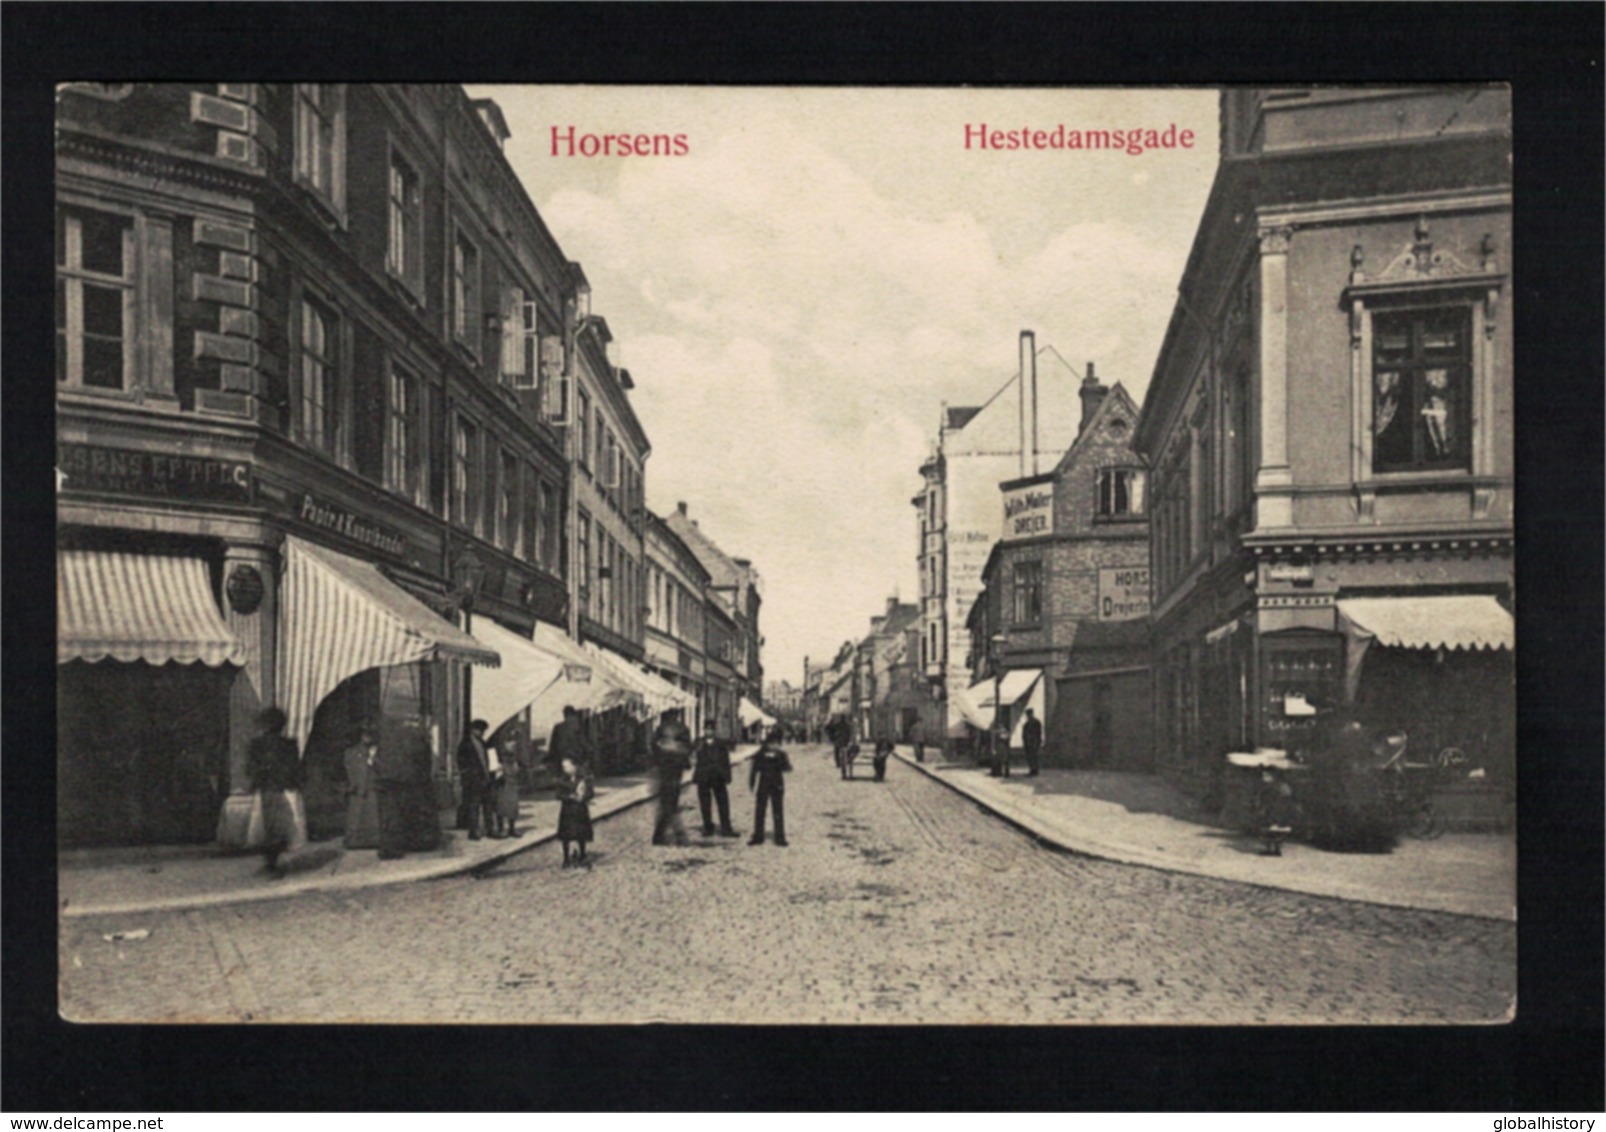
{"left": 58, "top": 744, "right": 1515, "bottom": 1025}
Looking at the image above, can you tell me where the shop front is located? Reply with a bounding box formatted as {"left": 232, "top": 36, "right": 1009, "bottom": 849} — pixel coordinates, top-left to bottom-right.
{"left": 57, "top": 550, "right": 245, "bottom": 847}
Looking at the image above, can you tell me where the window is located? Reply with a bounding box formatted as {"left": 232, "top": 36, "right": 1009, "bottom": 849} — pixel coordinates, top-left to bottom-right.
{"left": 1372, "top": 307, "right": 1472, "bottom": 473}
{"left": 1097, "top": 468, "right": 1147, "bottom": 518}
{"left": 497, "top": 448, "right": 519, "bottom": 552}
{"left": 539, "top": 481, "right": 559, "bottom": 571}
{"left": 451, "top": 228, "right": 480, "bottom": 353}
{"left": 293, "top": 84, "right": 346, "bottom": 220}
{"left": 298, "top": 297, "right": 347, "bottom": 464}
{"left": 503, "top": 294, "right": 538, "bottom": 390}
{"left": 577, "top": 510, "right": 591, "bottom": 615}
{"left": 452, "top": 416, "right": 480, "bottom": 535}
{"left": 521, "top": 465, "right": 540, "bottom": 563}
{"left": 386, "top": 363, "right": 427, "bottom": 508}
{"left": 1011, "top": 560, "right": 1043, "bottom": 625}
{"left": 387, "top": 150, "right": 423, "bottom": 296}
{"left": 56, "top": 207, "right": 133, "bottom": 391}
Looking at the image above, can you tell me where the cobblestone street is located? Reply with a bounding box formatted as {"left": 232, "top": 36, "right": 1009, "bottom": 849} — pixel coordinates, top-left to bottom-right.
{"left": 59, "top": 745, "right": 1516, "bottom": 1025}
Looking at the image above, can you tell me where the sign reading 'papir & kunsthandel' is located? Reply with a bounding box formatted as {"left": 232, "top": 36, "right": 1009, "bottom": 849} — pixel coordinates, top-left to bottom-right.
{"left": 1001, "top": 481, "right": 1054, "bottom": 539}
{"left": 1098, "top": 566, "right": 1150, "bottom": 621}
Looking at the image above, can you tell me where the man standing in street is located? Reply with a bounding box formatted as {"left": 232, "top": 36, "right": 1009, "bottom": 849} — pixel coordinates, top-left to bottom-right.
{"left": 651, "top": 711, "right": 693, "bottom": 846}
{"left": 1022, "top": 708, "right": 1044, "bottom": 777}
{"left": 692, "top": 718, "right": 740, "bottom": 838}
{"left": 748, "top": 726, "right": 792, "bottom": 846}
{"left": 546, "top": 705, "right": 590, "bottom": 772}
{"left": 456, "top": 719, "right": 492, "bottom": 840}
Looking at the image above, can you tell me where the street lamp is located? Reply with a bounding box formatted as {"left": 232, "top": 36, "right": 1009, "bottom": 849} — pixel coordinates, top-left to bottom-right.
{"left": 989, "top": 632, "right": 1008, "bottom": 777}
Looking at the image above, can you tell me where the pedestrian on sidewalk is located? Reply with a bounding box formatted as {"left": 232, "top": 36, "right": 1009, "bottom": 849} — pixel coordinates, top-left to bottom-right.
{"left": 490, "top": 721, "right": 523, "bottom": 839}
{"left": 1021, "top": 708, "right": 1043, "bottom": 777}
{"left": 748, "top": 727, "right": 792, "bottom": 846}
{"left": 871, "top": 738, "right": 893, "bottom": 782}
{"left": 989, "top": 725, "right": 1012, "bottom": 778}
{"left": 341, "top": 725, "right": 381, "bottom": 850}
{"left": 692, "top": 718, "right": 740, "bottom": 838}
{"left": 456, "top": 719, "right": 493, "bottom": 841}
{"left": 546, "top": 705, "right": 592, "bottom": 772}
{"left": 247, "top": 707, "right": 306, "bottom": 876}
{"left": 554, "top": 755, "right": 594, "bottom": 869}
{"left": 650, "top": 712, "right": 693, "bottom": 846}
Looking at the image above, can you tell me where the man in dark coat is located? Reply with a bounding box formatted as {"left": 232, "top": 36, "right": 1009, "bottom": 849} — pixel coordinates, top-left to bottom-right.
{"left": 546, "top": 705, "right": 590, "bottom": 770}
{"left": 691, "top": 718, "right": 739, "bottom": 838}
{"left": 651, "top": 712, "right": 693, "bottom": 846}
{"left": 456, "top": 719, "right": 492, "bottom": 840}
{"left": 1021, "top": 708, "right": 1044, "bottom": 777}
{"left": 748, "top": 727, "right": 792, "bottom": 846}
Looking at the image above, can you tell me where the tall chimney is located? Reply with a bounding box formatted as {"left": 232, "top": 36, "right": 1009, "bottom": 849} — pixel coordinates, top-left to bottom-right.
{"left": 1079, "top": 361, "right": 1108, "bottom": 435}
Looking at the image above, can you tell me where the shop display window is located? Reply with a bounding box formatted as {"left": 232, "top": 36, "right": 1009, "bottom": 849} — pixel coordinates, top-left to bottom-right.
{"left": 1259, "top": 631, "right": 1342, "bottom": 753}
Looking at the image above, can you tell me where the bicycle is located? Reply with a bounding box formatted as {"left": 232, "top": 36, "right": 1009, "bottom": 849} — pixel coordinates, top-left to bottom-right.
{"left": 1375, "top": 731, "right": 1449, "bottom": 840}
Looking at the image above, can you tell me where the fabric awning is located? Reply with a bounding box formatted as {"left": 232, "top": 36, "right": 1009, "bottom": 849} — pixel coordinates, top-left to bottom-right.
{"left": 1009, "top": 674, "right": 1048, "bottom": 749}
{"left": 951, "top": 681, "right": 995, "bottom": 731}
{"left": 738, "top": 697, "right": 775, "bottom": 728}
{"left": 1337, "top": 595, "right": 1514, "bottom": 701}
{"left": 57, "top": 550, "right": 244, "bottom": 667}
{"left": 1336, "top": 596, "right": 1514, "bottom": 651}
{"left": 469, "top": 617, "right": 568, "bottom": 736}
{"left": 996, "top": 668, "right": 1043, "bottom": 705}
{"left": 278, "top": 536, "right": 499, "bottom": 746}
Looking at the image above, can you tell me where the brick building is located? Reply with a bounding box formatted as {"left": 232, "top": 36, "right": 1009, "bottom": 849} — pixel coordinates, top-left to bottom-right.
{"left": 644, "top": 509, "right": 711, "bottom": 732}
{"left": 965, "top": 374, "right": 1153, "bottom": 769}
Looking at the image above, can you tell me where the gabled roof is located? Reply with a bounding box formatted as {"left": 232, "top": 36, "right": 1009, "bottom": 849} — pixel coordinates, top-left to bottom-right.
{"left": 1050, "top": 381, "right": 1146, "bottom": 477}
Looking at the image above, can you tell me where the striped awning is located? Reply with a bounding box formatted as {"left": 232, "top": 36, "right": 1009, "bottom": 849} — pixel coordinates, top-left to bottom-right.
{"left": 57, "top": 551, "right": 244, "bottom": 667}
{"left": 278, "top": 536, "right": 498, "bottom": 746}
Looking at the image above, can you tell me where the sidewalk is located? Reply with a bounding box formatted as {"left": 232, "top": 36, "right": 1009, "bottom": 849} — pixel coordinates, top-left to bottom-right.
{"left": 59, "top": 746, "right": 757, "bottom": 920}
{"left": 895, "top": 748, "right": 1516, "bottom": 922}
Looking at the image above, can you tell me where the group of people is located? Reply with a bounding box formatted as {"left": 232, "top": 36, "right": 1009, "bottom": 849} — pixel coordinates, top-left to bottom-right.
{"left": 824, "top": 716, "right": 894, "bottom": 782}
{"left": 247, "top": 707, "right": 441, "bottom": 875}
{"left": 650, "top": 716, "right": 793, "bottom": 847}
{"left": 987, "top": 707, "right": 1044, "bottom": 778}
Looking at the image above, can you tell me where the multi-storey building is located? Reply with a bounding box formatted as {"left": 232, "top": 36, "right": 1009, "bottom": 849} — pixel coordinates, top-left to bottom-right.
{"left": 912, "top": 333, "right": 1085, "bottom": 753}
{"left": 664, "top": 503, "right": 764, "bottom": 719}
{"left": 1134, "top": 86, "right": 1514, "bottom": 798}
{"left": 645, "top": 509, "right": 710, "bottom": 732}
{"left": 965, "top": 376, "right": 1153, "bottom": 769}
{"left": 852, "top": 599, "right": 922, "bottom": 743}
{"left": 55, "top": 84, "right": 581, "bottom": 845}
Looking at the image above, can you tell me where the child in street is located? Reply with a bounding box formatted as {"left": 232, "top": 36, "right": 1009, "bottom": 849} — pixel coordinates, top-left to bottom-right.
{"left": 555, "top": 756, "right": 595, "bottom": 869}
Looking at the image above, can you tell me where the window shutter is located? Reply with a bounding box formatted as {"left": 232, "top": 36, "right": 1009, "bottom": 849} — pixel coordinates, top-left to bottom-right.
{"left": 540, "top": 337, "right": 566, "bottom": 419}
{"left": 513, "top": 300, "right": 539, "bottom": 390}
{"left": 604, "top": 439, "right": 621, "bottom": 489}
{"left": 500, "top": 287, "right": 522, "bottom": 383}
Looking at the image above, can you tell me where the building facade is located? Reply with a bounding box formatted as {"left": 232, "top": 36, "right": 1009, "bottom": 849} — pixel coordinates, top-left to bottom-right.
{"left": 55, "top": 83, "right": 578, "bottom": 845}
{"left": 912, "top": 334, "right": 1086, "bottom": 752}
{"left": 644, "top": 509, "right": 710, "bottom": 732}
{"left": 968, "top": 378, "right": 1153, "bottom": 769}
{"left": 1134, "top": 86, "right": 1514, "bottom": 798}
{"left": 663, "top": 503, "right": 764, "bottom": 717}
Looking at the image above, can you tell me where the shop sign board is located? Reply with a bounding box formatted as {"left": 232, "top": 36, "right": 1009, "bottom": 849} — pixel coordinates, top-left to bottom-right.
{"left": 295, "top": 492, "right": 409, "bottom": 559}
{"left": 57, "top": 441, "right": 252, "bottom": 503}
{"left": 1001, "top": 481, "right": 1054, "bottom": 539}
{"left": 1098, "top": 566, "right": 1151, "bottom": 621}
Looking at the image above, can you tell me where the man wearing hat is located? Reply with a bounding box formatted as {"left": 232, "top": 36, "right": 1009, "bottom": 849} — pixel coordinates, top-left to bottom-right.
{"left": 748, "top": 726, "right": 793, "bottom": 846}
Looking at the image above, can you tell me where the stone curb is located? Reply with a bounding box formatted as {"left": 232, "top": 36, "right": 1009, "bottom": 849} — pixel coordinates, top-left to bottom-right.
{"left": 891, "top": 749, "right": 1514, "bottom": 922}
{"left": 60, "top": 748, "right": 757, "bottom": 920}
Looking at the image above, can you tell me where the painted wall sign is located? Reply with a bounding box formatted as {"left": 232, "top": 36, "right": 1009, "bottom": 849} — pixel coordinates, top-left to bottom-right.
{"left": 1001, "top": 482, "right": 1054, "bottom": 539}
{"left": 296, "top": 493, "right": 409, "bottom": 559}
{"left": 1098, "top": 566, "right": 1151, "bottom": 622}
{"left": 57, "top": 442, "right": 251, "bottom": 503}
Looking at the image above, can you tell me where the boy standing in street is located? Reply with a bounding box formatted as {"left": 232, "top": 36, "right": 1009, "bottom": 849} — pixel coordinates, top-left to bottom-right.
{"left": 748, "top": 727, "right": 792, "bottom": 847}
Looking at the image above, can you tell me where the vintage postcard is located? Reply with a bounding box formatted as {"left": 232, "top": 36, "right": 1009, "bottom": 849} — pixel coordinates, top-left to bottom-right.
{"left": 54, "top": 82, "right": 1515, "bottom": 1027}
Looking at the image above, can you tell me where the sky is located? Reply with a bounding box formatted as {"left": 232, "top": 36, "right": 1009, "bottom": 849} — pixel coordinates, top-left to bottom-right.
{"left": 467, "top": 86, "right": 1220, "bottom": 687}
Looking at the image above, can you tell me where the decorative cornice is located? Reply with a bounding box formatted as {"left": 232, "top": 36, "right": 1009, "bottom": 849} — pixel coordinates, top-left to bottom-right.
{"left": 1257, "top": 225, "right": 1294, "bottom": 256}
{"left": 1246, "top": 535, "right": 1513, "bottom": 561}
{"left": 57, "top": 129, "right": 263, "bottom": 196}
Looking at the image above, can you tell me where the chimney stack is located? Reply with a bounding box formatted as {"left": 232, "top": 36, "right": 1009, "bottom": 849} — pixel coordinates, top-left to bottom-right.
{"left": 677, "top": 501, "right": 688, "bottom": 516}
{"left": 1079, "top": 361, "right": 1108, "bottom": 435}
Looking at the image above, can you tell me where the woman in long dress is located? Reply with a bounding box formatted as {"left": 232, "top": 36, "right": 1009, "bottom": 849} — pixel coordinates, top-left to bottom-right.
{"left": 342, "top": 727, "right": 381, "bottom": 850}
{"left": 555, "top": 756, "right": 594, "bottom": 869}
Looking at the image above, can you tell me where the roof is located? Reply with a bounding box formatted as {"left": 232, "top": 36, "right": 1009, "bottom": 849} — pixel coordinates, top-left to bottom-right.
{"left": 945, "top": 406, "right": 983, "bottom": 431}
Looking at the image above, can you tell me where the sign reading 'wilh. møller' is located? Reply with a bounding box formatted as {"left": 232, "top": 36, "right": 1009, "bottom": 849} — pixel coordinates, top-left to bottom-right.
{"left": 1000, "top": 480, "right": 1054, "bottom": 540}
{"left": 1097, "top": 566, "right": 1151, "bottom": 622}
